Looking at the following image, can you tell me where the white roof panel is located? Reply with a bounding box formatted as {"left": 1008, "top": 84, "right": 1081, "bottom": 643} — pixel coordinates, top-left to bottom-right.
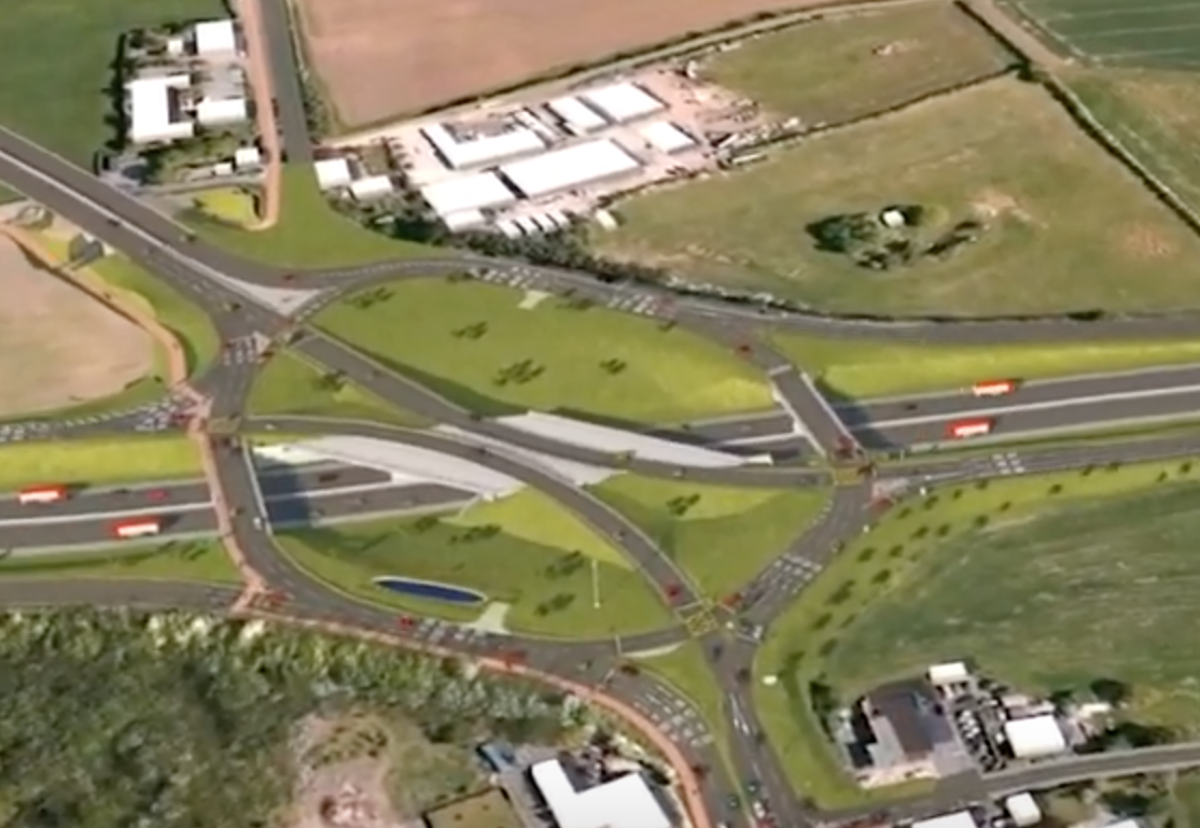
{"left": 530, "top": 760, "right": 670, "bottom": 828}
{"left": 546, "top": 96, "right": 607, "bottom": 132}
{"left": 195, "top": 19, "right": 237, "bottom": 56}
{"left": 443, "top": 209, "right": 486, "bottom": 231}
{"left": 1004, "top": 715, "right": 1067, "bottom": 759}
{"left": 422, "top": 122, "right": 546, "bottom": 169}
{"left": 500, "top": 139, "right": 641, "bottom": 199}
{"left": 1004, "top": 793, "right": 1042, "bottom": 828}
{"left": 195, "top": 97, "right": 247, "bottom": 126}
{"left": 350, "top": 175, "right": 394, "bottom": 200}
{"left": 928, "top": 662, "right": 970, "bottom": 684}
{"left": 495, "top": 412, "right": 762, "bottom": 468}
{"left": 419, "top": 172, "right": 517, "bottom": 218}
{"left": 913, "top": 812, "right": 978, "bottom": 828}
{"left": 127, "top": 76, "right": 194, "bottom": 144}
{"left": 314, "top": 158, "right": 352, "bottom": 190}
{"left": 639, "top": 120, "right": 695, "bottom": 154}
{"left": 253, "top": 436, "right": 523, "bottom": 497}
{"left": 581, "top": 82, "right": 664, "bottom": 123}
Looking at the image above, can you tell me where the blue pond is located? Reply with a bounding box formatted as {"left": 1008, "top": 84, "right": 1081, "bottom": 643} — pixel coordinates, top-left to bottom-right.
{"left": 373, "top": 576, "right": 487, "bottom": 605}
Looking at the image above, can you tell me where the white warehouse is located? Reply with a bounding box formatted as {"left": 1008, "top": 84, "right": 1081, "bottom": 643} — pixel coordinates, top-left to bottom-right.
{"left": 546, "top": 95, "right": 607, "bottom": 134}
{"left": 530, "top": 758, "right": 672, "bottom": 828}
{"left": 1003, "top": 715, "right": 1068, "bottom": 759}
{"left": 126, "top": 75, "right": 195, "bottom": 144}
{"left": 639, "top": 121, "right": 696, "bottom": 154}
{"left": 419, "top": 172, "right": 518, "bottom": 221}
{"left": 580, "top": 82, "right": 665, "bottom": 123}
{"left": 421, "top": 122, "right": 546, "bottom": 169}
{"left": 500, "top": 138, "right": 641, "bottom": 200}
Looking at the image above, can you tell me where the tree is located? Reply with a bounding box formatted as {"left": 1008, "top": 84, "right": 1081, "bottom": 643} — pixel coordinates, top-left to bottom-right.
{"left": 1089, "top": 677, "right": 1131, "bottom": 707}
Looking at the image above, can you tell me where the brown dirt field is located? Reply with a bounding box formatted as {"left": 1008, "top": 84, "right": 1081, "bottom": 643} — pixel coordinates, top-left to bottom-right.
{"left": 0, "top": 236, "right": 152, "bottom": 417}
{"left": 295, "top": 0, "right": 874, "bottom": 126}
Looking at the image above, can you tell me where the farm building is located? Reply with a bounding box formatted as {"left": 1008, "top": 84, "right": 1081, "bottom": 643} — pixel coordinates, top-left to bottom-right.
{"left": 421, "top": 122, "right": 546, "bottom": 169}
{"left": 638, "top": 121, "right": 696, "bottom": 154}
{"left": 192, "top": 19, "right": 238, "bottom": 57}
{"left": 418, "top": 172, "right": 518, "bottom": 222}
{"left": 126, "top": 75, "right": 195, "bottom": 144}
{"left": 546, "top": 96, "right": 607, "bottom": 134}
{"left": 195, "top": 97, "right": 248, "bottom": 127}
{"left": 580, "top": 82, "right": 665, "bottom": 123}
{"left": 913, "top": 811, "right": 979, "bottom": 828}
{"left": 1004, "top": 793, "right": 1042, "bottom": 827}
{"left": 233, "top": 146, "right": 262, "bottom": 170}
{"left": 1003, "top": 715, "right": 1068, "bottom": 759}
{"left": 350, "top": 175, "right": 394, "bottom": 201}
{"left": 927, "top": 662, "right": 970, "bottom": 686}
{"left": 314, "top": 158, "right": 353, "bottom": 190}
{"left": 499, "top": 139, "right": 642, "bottom": 199}
{"left": 529, "top": 757, "right": 672, "bottom": 828}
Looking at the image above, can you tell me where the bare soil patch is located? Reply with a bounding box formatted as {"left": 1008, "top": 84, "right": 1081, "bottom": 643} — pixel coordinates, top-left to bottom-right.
{"left": 295, "top": 0, "right": 877, "bottom": 126}
{"left": 0, "top": 236, "right": 151, "bottom": 417}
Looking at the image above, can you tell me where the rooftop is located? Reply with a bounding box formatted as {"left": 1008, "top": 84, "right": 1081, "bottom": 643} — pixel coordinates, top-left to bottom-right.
{"left": 530, "top": 758, "right": 672, "bottom": 828}
{"left": 864, "top": 678, "right": 942, "bottom": 759}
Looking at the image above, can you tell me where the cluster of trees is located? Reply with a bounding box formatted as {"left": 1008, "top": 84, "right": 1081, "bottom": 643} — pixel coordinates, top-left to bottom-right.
{"left": 806, "top": 206, "right": 984, "bottom": 272}
{"left": 0, "top": 610, "right": 589, "bottom": 828}
{"left": 141, "top": 129, "right": 245, "bottom": 184}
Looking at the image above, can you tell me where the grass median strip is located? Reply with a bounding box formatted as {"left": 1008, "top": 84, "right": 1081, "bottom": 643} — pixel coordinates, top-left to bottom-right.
{"left": 0, "top": 539, "right": 239, "bottom": 584}
{"left": 0, "top": 436, "right": 201, "bottom": 493}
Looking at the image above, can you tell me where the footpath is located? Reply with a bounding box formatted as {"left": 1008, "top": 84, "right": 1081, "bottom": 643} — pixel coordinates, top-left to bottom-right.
{"left": 235, "top": 0, "right": 283, "bottom": 229}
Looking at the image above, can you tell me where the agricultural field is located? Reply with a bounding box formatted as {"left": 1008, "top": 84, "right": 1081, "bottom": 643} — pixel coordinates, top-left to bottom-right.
{"left": 756, "top": 457, "right": 1200, "bottom": 807}
{"left": 703, "top": 2, "right": 1013, "bottom": 125}
{"left": 278, "top": 490, "right": 673, "bottom": 638}
{"left": 1067, "top": 67, "right": 1200, "bottom": 220}
{"left": 294, "top": 0, "right": 892, "bottom": 127}
{"left": 0, "top": 0, "right": 224, "bottom": 167}
{"left": 589, "top": 474, "right": 830, "bottom": 599}
{"left": 595, "top": 77, "right": 1200, "bottom": 317}
{"left": 316, "top": 277, "right": 772, "bottom": 424}
{"left": 1001, "top": 0, "right": 1200, "bottom": 67}
{"left": 0, "top": 235, "right": 153, "bottom": 418}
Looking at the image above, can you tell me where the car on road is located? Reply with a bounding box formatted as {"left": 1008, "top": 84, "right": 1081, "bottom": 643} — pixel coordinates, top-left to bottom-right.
{"left": 147, "top": 489, "right": 167, "bottom": 501}
{"left": 725, "top": 793, "right": 740, "bottom": 812}
{"left": 746, "top": 779, "right": 761, "bottom": 796}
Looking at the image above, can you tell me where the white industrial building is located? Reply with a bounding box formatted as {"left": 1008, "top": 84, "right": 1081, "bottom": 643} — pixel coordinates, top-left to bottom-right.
{"left": 350, "top": 175, "right": 394, "bottom": 201}
{"left": 126, "top": 75, "right": 195, "bottom": 144}
{"left": 421, "top": 122, "right": 546, "bottom": 169}
{"left": 233, "top": 146, "right": 262, "bottom": 170}
{"left": 193, "top": 19, "right": 239, "bottom": 58}
{"left": 1003, "top": 714, "right": 1068, "bottom": 759}
{"left": 195, "top": 97, "right": 248, "bottom": 127}
{"left": 500, "top": 139, "right": 641, "bottom": 200}
{"left": 913, "top": 811, "right": 978, "bottom": 828}
{"left": 314, "top": 157, "right": 353, "bottom": 191}
{"left": 546, "top": 96, "right": 607, "bottom": 134}
{"left": 580, "top": 82, "right": 665, "bottom": 123}
{"left": 530, "top": 758, "right": 672, "bottom": 828}
{"left": 927, "top": 662, "right": 970, "bottom": 686}
{"left": 639, "top": 121, "right": 696, "bottom": 154}
{"left": 1004, "top": 793, "right": 1043, "bottom": 828}
{"left": 419, "top": 172, "right": 517, "bottom": 221}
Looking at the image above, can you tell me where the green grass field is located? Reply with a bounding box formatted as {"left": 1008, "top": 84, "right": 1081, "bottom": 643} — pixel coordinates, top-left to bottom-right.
{"left": 317, "top": 278, "right": 772, "bottom": 424}
{"left": 1067, "top": 68, "right": 1200, "bottom": 222}
{"left": 703, "top": 2, "right": 1012, "bottom": 124}
{"left": 773, "top": 331, "right": 1200, "bottom": 399}
{"left": 590, "top": 474, "right": 829, "bottom": 599}
{"left": 248, "top": 350, "right": 430, "bottom": 428}
{"left": 1174, "top": 773, "right": 1200, "bottom": 828}
{"left": 0, "top": 0, "right": 224, "bottom": 172}
{"left": 191, "top": 187, "right": 260, "bottom": 228}
{"left": 595, "top": 78, "right": 1200, "bottom": 317}
{"left": 189, "top": 165, "right": 442, "bottom": 269}
{"left": 756, "top": 457, "right": 1200, "bottom": 807}
{"left": 1003, "top": 0, "right": 1200, "bottom": 67}
{"left": 0, "top": 539, "right": 239, "bottom": 584}
{"left": 0, "top": 436, "right": 201, "bottom": 492}
{"left": 278, "top": 490, "right": 672, "bottom": 638}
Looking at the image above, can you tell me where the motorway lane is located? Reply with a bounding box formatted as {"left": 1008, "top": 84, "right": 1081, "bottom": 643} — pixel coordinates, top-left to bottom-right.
{"left": 843, "top": 363, "right": 1200, "bottom": 424}
{"left": 267, "top": 482, "right": 474, "bottom": 526}
{"left": 1, "top": 509, "right": 218, "bottom": 549}
{"left": 862, "top": 387, "right": 1200, "bottom": 449}
{"left": 654, "top": 411, "right": 798, "bottom": 444}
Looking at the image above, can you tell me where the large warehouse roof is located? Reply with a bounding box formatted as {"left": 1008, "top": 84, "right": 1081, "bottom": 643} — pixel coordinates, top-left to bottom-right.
{"left": 639, "top": 120, "right": 695, "bottom": 154}
{"left": 419, "top": 172, "right": 517, "bottom": 218}
{"left": 581, "top": 82, "right": 665, "bottom": 123}
{"left": 422, "top": 122, "right": 546, "bottom": 169}
{"left": 499, "top": 139, "right": 641, "bottom": 199}
{"left": 314, "top": 158, "right": 352, "bottom": 190}
{"left": 127, "top": 75, "right": 195, "bottom": 144}
{"left": 546, "top": 96, "right": 606, "bottom": 133}
{"left": 194, "top": 19, "right": 237, "bottom": 56}
{"left": 1003, "top": 715, "right": 1067, "bottom": 759}
{"left": 530, "top": 759, "right": 671, "bottom": 828}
